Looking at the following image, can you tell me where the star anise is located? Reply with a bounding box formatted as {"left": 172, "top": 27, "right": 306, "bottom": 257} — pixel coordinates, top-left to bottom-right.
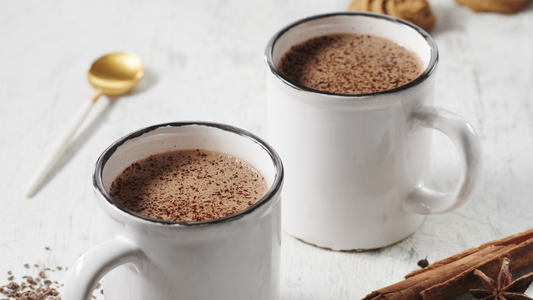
{"left": 470, "top": 257, "right": 533, "bottom": 300}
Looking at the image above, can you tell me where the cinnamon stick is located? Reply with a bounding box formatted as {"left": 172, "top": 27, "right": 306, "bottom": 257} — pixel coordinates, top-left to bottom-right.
{"left": 362, "top": 229, "right": 533, "bottom": 300}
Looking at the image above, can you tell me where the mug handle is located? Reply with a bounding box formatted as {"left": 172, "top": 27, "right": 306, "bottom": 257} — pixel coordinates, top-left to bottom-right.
{"left": 63, "top": 235, "right": 143, "bottom": 300}
{"left": 404, "top": 106, "right": 483, "bottom": 215}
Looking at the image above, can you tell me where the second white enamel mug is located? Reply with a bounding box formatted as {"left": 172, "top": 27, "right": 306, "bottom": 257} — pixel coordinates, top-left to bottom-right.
{"left": 265, "top": 12, "right": 483, "bottom": 251}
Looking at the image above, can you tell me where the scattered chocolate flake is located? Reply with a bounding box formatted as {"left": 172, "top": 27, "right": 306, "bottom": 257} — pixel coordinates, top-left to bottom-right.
{"left": 45, "top": 247, "right": 50, "bottom": 250}
{"left": 95, "top": 283, "right": 101, "bottom": 289}
{"left": 2, "top": 265, "right": 66, "bottom": 300}
{"left": 417, "top": 257, "right": 429, "bottom": 268}
{"left": 56, "top": 267, "right": 61, "bottom": 271}
{"left": 6, "top": 282, "right": 19, "bottom": 290}
{"left": 23, "top": 264, "right": 29, "bottom": 269}
{"left": 101, "top": 289, "right": 104, "bottom": 294}
{"left": 34, "top": 264, "right": 38, "bottom": 267}
{"left": 7, "top": 276, "right": 13, "bottom": 281}
{"left": 26, "top": 276, "right": 37, "bottom": 285}
{"left": 6, "top": 271, "right": 11, "bottom": 275}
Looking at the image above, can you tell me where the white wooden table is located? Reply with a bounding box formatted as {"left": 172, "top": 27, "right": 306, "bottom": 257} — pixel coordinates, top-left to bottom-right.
{"left": 1, "top": 0, "right": 532, "bottom": 299}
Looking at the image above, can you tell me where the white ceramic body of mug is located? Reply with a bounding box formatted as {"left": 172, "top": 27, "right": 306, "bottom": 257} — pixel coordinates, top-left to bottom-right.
{"left": 64, "top": 122, "right": 284, "bottom": 300}
{"left": 265, "top": 12, "right": 482, "bottom": 251}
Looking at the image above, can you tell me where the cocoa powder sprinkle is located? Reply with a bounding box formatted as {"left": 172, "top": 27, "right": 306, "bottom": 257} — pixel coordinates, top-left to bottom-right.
{"left": 109, "top": 149, "right": 269, "bottom": 222}
{"left": 279, "top": 33, "right": 424, "bottom": 94}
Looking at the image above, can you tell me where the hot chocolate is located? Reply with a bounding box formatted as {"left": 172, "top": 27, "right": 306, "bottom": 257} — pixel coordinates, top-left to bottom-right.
{"left": 278, "top": 33, "right": 424, "bottom": 94}
{"left": 109, "top": 149, "right": 269, "bottom": 222}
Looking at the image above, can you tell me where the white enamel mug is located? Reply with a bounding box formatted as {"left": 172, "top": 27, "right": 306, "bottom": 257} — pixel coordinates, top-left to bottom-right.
{"left": 64, "top": 122, "right": 284, "bottom": 300}
{"left": 265, "top": 12, "right": 483, "bottom": 251}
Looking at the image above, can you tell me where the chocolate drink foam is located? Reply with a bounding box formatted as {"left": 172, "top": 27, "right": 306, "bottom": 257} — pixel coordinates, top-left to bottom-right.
{"left": 109, "top": 149, "right": 269, "bottom": 222}
{"left": 278, "top": 34, "right": 424, "bottom": 94}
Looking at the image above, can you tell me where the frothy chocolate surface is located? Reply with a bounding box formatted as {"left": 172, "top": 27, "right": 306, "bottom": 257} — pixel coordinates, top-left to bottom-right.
{"left": 278, "top": 34, "right": 424, "bottom": 94}
{"left": 109, "top": 149, "right": 269, "bottom": 222}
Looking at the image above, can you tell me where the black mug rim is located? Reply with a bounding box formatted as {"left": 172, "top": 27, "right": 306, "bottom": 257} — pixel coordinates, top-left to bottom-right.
{"left": 265, "top": 11, "right": 439, "bottom": 97}
{"left": 93, "top": 122, "right": 284, "bottom": 226}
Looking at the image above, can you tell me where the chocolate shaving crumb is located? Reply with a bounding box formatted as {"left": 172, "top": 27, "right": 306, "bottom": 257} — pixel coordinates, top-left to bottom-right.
{"left": 6, "top": 282, "right": 19, "bottom": 290}
{"left": 39, "top": 271, "right": 46, "bottom": 279}
{"left": 7, "top": 276, "right": 13, "bottom": 281}
{"left": 23, "top": 264, "right": 29, "bottom": 269}
{"left": 417, "top": 257, "right": 430, "bottom": 268}
{"left": 26, "top": 276, "right": 37, "bottom": 285}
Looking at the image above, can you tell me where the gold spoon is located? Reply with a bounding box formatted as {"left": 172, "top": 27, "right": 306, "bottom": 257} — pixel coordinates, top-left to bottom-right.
{"left": 25, "top": 53, "right": 144, "bottom": 197}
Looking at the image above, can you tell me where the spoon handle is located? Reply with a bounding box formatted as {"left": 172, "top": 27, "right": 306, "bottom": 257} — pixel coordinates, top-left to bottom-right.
{"left": 25, "top": 91, "right": 102, "bottom": 197}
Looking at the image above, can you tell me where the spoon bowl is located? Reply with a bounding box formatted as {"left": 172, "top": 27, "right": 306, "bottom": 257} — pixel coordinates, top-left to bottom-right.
{"left": 88, "top": 53, "right": 144, "bottom": 96}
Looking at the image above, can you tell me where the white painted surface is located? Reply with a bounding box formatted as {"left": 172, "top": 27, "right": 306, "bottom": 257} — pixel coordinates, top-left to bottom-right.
{"left": 0, "top": 0, "right": 532, "bottom": 299}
